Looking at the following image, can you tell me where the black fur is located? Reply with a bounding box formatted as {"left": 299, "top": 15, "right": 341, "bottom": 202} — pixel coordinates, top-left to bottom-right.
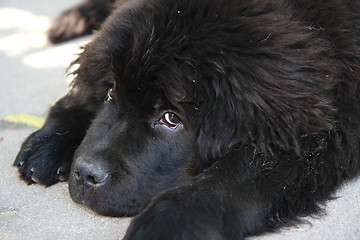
{"left": 15, "top": 0, "right": 360, "bottom": 239}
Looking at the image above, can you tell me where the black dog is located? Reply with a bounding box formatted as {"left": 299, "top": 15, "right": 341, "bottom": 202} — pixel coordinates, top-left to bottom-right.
{"left": 15, "top": 0, "right": 360, "bottom": 239}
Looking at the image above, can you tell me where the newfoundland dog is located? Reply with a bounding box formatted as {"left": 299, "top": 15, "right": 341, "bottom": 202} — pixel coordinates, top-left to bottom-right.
{"left": 15, "top": 0, "right": 360, "bottom": 239}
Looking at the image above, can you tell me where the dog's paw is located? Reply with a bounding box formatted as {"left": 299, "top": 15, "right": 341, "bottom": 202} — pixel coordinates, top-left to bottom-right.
{"left": 123, "top": 189, "right": 222, "bottom": 240}
{"left": 48, "top": 8, "right": 92, "bottom": 43}
{"left": 14, "top": 128, "right": 73, "bottom": 186}
{"left": 123, "top": 201, "right": 185, "bottom": 240}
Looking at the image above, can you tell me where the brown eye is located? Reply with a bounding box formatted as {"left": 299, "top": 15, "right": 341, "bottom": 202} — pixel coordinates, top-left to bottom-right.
{"left": 105, "top": 86, "right": 115, "bottom": 102}
{"left": 160, "top": 112, "right": 181, "bottom": 128}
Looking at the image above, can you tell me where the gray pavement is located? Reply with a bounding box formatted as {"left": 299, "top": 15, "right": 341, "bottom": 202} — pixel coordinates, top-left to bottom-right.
{"left": 0, "top": 1, "right": 359, "bottom": 239}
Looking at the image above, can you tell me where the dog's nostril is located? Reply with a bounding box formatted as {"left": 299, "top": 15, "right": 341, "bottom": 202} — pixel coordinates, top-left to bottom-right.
{"left": 85, "top": 173, "right": 109, "bottom": 186}
{"left": 86, "top": 175, "right": 97, "bottom": 185}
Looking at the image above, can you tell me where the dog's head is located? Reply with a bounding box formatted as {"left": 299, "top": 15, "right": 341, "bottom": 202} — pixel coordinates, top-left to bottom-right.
{"left": 68, "top": 0, "right": 337, "bottom": 216}
{"left": 69, "top": 80, "right": 197, "bottom": 216}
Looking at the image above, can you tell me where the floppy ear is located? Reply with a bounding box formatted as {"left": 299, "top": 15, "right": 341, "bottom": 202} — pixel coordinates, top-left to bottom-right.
{"left": 196, "top": 39, "right": 338, "bottom": 161}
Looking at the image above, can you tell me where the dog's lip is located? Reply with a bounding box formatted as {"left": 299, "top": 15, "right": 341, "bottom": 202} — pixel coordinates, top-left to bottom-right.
{"left": 69, "top": 182, "right": 97, "bottom": 209}
{"left": 68, "top": 171, "right": 87, "bottom": 203}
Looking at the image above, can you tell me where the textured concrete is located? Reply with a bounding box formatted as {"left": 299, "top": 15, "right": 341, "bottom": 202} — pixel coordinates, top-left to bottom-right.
{"left": 0, "top": 1, "right": 359, "bottom": 239}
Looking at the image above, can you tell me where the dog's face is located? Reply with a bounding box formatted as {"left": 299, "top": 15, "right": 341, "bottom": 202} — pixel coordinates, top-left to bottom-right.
{"left": 69, "top": 83, "right": 197, "bottom": 216}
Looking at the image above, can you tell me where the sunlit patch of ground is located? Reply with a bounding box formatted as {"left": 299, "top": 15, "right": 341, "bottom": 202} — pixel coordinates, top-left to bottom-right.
{"left": 0, "top": 8, "right": 88, "bottom": 70}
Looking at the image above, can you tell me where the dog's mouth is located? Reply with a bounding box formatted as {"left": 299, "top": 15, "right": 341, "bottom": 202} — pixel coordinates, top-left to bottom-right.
{"left": 68, "top": 168, "right": 145, "bottom": 217}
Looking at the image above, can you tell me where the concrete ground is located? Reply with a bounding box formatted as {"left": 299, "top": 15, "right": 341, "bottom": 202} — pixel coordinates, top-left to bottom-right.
{"left": 0, "top": 1, "right": 359, "bottom": 239}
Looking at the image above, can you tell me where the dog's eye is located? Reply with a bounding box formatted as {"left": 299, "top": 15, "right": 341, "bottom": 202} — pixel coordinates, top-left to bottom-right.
{"left": 105, "top": 86, "right": 115, "bottom": 102}
{"left": 160, "top": 112, "right": 181, "bottom": 128}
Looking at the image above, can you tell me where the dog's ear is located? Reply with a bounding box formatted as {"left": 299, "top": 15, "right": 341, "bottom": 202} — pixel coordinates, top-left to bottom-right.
{"left": 196, "top": 49, "right": 337, "bottom": 161}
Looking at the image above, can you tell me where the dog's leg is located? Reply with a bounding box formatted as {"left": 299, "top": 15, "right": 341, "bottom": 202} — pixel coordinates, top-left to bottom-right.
{"left": 14, "top": 83, "right": 99, "bottom": 186}
{"left": 48, "top": 0, "right": 117, "bottom": 43}
{"left": 122, "top": 150, "right": 264, "bottom": 239}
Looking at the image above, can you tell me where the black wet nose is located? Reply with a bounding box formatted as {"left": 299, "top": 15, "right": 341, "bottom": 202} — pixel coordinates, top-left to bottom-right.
{"left": 73, "top": 157, "right": 110, "bottom": 187}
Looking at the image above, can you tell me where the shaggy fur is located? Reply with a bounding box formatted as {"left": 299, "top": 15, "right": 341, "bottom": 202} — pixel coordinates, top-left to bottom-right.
{"left": 15, "top": 0, "right": 360, "bottom": 239}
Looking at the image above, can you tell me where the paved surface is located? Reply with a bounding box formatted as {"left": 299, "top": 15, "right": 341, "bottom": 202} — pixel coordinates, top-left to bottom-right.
{"left": 0, "top": 1, "right": 359, "bottom": 240}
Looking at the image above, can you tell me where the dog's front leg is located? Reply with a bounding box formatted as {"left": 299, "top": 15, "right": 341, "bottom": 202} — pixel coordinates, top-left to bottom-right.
{"left": 122, "top": 147, "right": 277, "bottom": 240}
{"left": 14, "top": 83, "right": 100, "bottom": 186}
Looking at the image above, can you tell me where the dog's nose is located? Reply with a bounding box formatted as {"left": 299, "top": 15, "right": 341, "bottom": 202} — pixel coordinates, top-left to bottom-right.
{"left": 73, "top": 157, "right": 110, "bottom": 187}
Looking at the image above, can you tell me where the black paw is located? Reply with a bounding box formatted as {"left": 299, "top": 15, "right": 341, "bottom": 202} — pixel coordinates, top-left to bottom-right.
{"left": 14, "top": 128, "right": 74, "bottom": 186}
{"left": 48, "top": 8, "right": 92, "bottom": 43}
{"left": 123, "top": 190, "right": 222, "bottom": 240}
